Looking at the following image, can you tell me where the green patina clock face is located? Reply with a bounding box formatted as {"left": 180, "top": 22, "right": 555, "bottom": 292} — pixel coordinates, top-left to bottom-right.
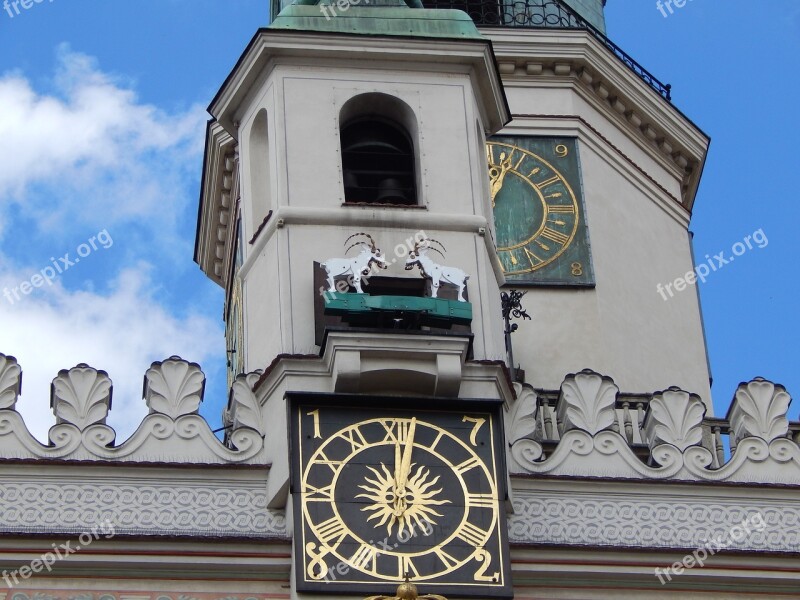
{"left": 487, "top": 136, "right": 594, "bottom": 286}
{"left": 289, "top": 394, "right": 512, "bottom": 598}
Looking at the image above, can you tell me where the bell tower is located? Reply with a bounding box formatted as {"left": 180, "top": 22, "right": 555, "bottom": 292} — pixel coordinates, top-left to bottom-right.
{"left": 195, "top": 0, "right": 712, "bottom": 596}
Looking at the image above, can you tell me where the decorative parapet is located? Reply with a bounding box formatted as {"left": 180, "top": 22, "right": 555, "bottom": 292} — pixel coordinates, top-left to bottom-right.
{"left": 556, "top": 369, "right": 618, "bottom": 435}
{"left": 643, "top": 387, "right": 706, "bottom": 452}
{"left": 224, "top": 370, "right": 267, "bottom": 444}
{"left": 0, "top": 353, "right": 265, "bottom": 464}
{"left": 51, "top": 363, "right": 113, "bottom": 430}
{"left": 144, "top": 356, "right": 205, "bottom": 418}
{"left": 506, "top": 383, "right": 541, "bottom": 474}
{"left": 0, "top": 353, "right": 21, "bottom": 410}
{"left": 728, "top": 377, "right": 791, "bottom": 446}
{"left": 508, "top": 373, "right": 800, "bottom": 484}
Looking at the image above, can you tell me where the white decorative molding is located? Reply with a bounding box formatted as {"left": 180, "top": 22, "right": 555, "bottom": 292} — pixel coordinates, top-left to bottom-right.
{"left": 144, "top": 356, "right": 205, "bottom": 418}
{"left": 0, "top": 481, "right": 286, "bottom": 538}
{"left": 50, "top": 363, "right": 112, "bottom": 431}
{"left": 509, "top": 488, "right": 800, "bottom": 554}
{"left": 0, "top": 357, "right": 265, "bottom": 464}
{"left": 728, "top": 378, "right": 791, "bottom": 445}
{"left": 643, "top": 387, "right": 706, "bottom": 451}
{"left": 225, "top": 370, "right": 265, "bottom": 436}
{"left": 511, "top": 429, "right": 685, "bottom": 480}
{"left": 681, "top": 438, "right": 800, "bottom": 484}
{"left": 506, "top": 372, "right": 800, "bottom": 484}
{"left": 0, "top": 353, "right": 21, "bottom": 410}
{"left": 506, "top": 383, "right": 543, "bottom": 473}
{"left": 556, "top": 369, "right": 618, "bottom": 435}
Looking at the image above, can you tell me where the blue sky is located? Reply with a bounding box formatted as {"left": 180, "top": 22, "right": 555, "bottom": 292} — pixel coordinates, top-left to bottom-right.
{"left": 0, "top": 0, "right": 796, "bottom": 441}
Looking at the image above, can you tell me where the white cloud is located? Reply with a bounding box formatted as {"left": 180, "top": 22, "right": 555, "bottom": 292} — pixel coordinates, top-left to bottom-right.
{"left": 0, "top": 263, "right": 223, "bottom": 443}
{"left": 0, "top": 45, "right": 207, "bottom": 240}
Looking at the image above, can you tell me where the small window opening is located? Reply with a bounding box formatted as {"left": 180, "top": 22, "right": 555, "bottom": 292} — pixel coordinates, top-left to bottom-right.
{"left": 341, "top": 118, "right": 417, "bottom": 205}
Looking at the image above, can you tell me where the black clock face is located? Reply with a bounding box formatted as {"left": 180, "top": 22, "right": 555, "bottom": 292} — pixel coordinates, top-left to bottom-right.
{"left": 289, "top": 394, "right": 512, "bottom": 598}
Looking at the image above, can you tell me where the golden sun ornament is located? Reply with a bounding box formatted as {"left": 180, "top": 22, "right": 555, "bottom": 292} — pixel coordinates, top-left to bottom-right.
{"left": 357, "top": 462, "right": 449, "bottom": 537}
{"left": 356, "top": 417, "right": 449, "bottom": 537}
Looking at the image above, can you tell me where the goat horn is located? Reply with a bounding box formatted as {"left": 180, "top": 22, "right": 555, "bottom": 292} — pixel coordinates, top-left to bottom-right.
{"left": 427, "top": 238, "right": 447, "bottom": 252}
{"left": 344, "top": 232, "right": 377, "bottom": 252}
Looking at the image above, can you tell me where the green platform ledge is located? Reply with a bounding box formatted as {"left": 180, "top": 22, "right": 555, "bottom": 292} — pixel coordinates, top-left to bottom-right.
{"left": 269, "top": 0, "right": 485, "bottom": 40}
{"left": 324, "top": 293, "right": 473, "bottom": 326}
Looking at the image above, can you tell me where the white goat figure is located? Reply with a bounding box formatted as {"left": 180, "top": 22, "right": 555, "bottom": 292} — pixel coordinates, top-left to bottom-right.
{"left": 405, "top": 238, "right": 470, "bottom": 302}
{"left": 321, "top": 233, "right": 387, "bottom": 294}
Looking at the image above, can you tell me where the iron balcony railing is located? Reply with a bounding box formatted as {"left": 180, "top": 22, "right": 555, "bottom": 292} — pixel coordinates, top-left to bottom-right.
{"left": 422, "top": 0, "right": 672, "bottom": 101}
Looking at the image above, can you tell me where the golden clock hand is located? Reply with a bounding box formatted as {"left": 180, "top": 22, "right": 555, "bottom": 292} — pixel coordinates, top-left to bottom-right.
{"left": 394, "top": 439, "right": 402, "bottom": 488}
{"left": 489, "top": 152, "right": 513, "bottom": 208}
{"left": 397, "top": 417, "right": 417, "bottom": 493}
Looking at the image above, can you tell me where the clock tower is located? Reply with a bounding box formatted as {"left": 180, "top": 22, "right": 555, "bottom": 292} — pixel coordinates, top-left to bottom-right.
{"left": 196, "top": 0, "right": 712, "bottom": 596}
{"left": 197, "top": 1, "right": 515, "bottom": 597}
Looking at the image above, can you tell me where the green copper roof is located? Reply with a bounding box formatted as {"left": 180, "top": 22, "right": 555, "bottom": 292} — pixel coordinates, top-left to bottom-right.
{"left": 269, "top": 1, "right": 484, "bottom": 40}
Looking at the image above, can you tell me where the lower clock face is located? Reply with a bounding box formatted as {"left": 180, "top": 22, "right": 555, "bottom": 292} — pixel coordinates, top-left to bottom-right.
{"left": 290, "top": 396, "right": 511, "bottom": 598}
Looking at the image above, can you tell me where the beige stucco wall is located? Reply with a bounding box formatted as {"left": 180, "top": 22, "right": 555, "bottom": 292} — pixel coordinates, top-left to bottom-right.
{"left": 496, "top": 77, "right": 712, "bottom": 404}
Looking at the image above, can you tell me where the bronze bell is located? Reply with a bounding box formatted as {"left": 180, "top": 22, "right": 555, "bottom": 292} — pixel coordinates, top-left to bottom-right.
{"left": 375, "top": 178, "right": 409, "bottom": 204}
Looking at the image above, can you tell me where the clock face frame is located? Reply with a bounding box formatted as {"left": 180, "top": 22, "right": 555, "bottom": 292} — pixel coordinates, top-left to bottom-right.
{"left": 488, "top": 136, "right": 595, "bottom": 286}
{"left": 288, "top": 393, "right": 512, "bottom": 598}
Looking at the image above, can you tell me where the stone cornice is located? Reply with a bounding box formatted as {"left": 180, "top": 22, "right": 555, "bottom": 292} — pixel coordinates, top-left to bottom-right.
{"left": 484, "top": 27, "right": 709, "bottom": 212}
{"left": 195, "top": 121, "right": 237, "bottom": 287}
{"left": 500, "top": 113, "right": 691, "bottom": 227}
{"left": 209, "top": 29, "right": 510, "bottom": 136}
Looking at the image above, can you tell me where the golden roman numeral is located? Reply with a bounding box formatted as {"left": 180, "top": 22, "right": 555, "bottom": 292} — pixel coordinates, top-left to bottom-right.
{"left": 540, "top": 227, "right": 569, "bottom": 246}
{"left": 341, "top": 427, "right": 368, "bottom": 453}
{"left": 316, "top": 517, "right": 348, "bottom": 547}
{"left": 466, "top": 493, "right": 496, "bottom": 508}
{"left": 351, "top": 543, "right": 378, "bottom": 572}
{"left": 535, "top": 175, "right": 560, "bottom": 190}
{"left": 314, "top": 449, "right": 342, "bottom": 473}
{"left": 548, "top": 205, "right": 575, "bottom": 213}
{"left": 523, "top": 247, "right": 542, "bottom": 267}
{"left": 455, "top": 456, "right": 482, "bottom": 474}
{"left": 304, "top": 483, "right": 333, "bottom": 501}
{"left": 381, "top": 419, "right": 414, "bottom": 444}
{"left": 398, "top": 555, "right": 421, "bottom": 579}
{"left": 434, "top": 549, "right": 458, "bottom": 570}
{"left": 429, "top": 430, "right": 445, "bottom": 453}
{"left": 457, "top": 521, "right": 489, "bottom": 547}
